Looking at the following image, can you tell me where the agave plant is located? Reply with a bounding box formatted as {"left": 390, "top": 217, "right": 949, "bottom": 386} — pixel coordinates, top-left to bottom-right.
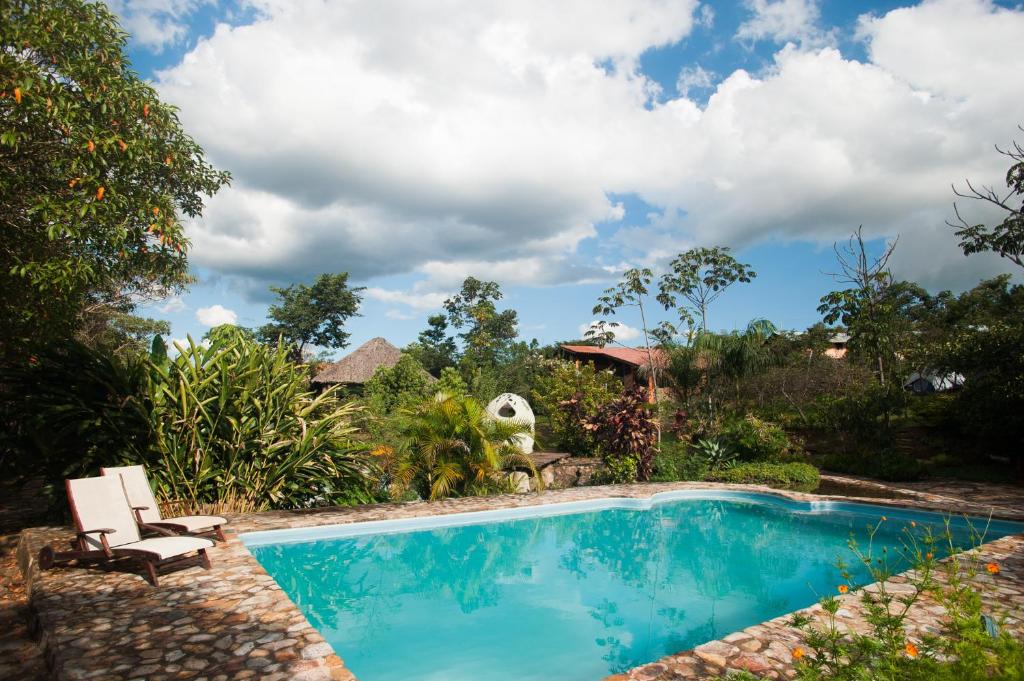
{"left": 377, "top": 392, "right": 539, "bottom": 501}
{"left": 690, "top": 437, "right": 736, "bottom": 471}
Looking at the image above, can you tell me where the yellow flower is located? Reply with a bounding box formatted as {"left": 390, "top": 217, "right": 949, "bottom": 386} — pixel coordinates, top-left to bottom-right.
{"left": 905, "top": 642, "right": 918, "bottom": 658}
{"left": 925, "top": 552, "right": 934, "bottom": 560}
{"left": 792, "top": 647, "right": 805, "bottom": 661}
{"left": 13, "top": 87, "right": 22, "bottom": 104}
{"left": 881, "top": 516, "right": 887, "bottom": 521}
{"left": 910, "top": 521, "right": 916, "bottom": 528}
{"left": 986, "top": 562, "right": 1000, "bottom": 575}
{"left": 837, "top": 584, "right": 848, "bottom": 594}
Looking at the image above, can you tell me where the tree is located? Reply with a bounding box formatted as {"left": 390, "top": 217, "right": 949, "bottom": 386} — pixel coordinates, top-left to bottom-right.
{"left": 1, "top": 0, "right": 230, "bottom": 359}
{"left": 364, "top": 354, "right": 433, "bottom": 415}
{"left": 442, "top": 277, "right": 518, "bottom": 366}
{"left": 817, "top": 228, "right": 923, "bottom": 387}
{"left": 257, "top": 272, "right": 363, "bottom": 360}
{"left": 658, "top": 246, "right": 756, "bottom": 332}
{"left": 407, "top": 314, "right": 457, "bottom": 375}
{"left": 949, "top": 128, "right": 1024, "bottom": 269}
{"left": 590, "top": 268, "right": 667, "bottom": 395}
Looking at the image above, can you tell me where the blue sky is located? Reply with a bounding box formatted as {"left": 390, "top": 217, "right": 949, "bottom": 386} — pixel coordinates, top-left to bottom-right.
{"left": 122, "top": 0, "right": 1023, "bottom": 355}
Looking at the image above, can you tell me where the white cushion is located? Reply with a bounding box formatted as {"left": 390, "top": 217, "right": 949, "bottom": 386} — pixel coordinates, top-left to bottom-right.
{"left": 120, "top": 536, "right": 214, "bottom": 560}
{"left": 67, "top": 477, "right": 141, "bottom": 549}
{"left": 158, "top": 516, "right": 227, "bottom": 533}
{"left": 101, "top": 465, "right": 162, "bottom": 524}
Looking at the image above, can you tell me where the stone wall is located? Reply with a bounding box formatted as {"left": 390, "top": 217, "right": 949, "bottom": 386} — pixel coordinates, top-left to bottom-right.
{"left": 545, "top": 457, "right": 602, "bottom": 489}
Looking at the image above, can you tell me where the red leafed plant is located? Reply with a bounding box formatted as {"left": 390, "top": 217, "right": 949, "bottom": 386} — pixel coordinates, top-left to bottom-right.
{"left": 582, "top": 387, "right": 658, "bottom": 481}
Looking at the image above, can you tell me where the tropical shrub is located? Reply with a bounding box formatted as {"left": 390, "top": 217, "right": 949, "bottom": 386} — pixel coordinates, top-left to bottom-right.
{"left": 531, "top": 358, "right": 621, "bottom": 455}
{"left": 437, "top": 366, "right": 468, "bottom": 396}
{"left": 375, "top": 393, "right": 538, "bottom": 500}
{"left": 707, "top": 461, "right": 820, "bottom": 491}
{"left": 585, "top": 387, "right": 658, "bottom": 482}
{"left": 147, "top": 336, "right": 375, "bottom": 512}
{"left": 720, "top": 414, "right": 804, "bottom": 462}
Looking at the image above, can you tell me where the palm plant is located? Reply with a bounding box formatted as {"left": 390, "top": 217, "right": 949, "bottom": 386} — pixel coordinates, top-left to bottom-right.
{"left": 378, "top": 393, "right": 539, "bottom": 500}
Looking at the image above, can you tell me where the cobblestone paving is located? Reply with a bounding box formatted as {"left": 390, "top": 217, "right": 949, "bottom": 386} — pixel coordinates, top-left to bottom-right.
{"left": 1, "top": 534, "right": 48, "bottom": 681}
{"left": 14, "top": 477, "right": 1024, "bottom": 680}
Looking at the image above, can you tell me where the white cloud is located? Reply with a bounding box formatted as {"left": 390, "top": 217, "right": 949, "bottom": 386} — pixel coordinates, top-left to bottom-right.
{"left": 696, "top": 4, "right": 715, "bottom": 29}
{"left": 159, "top": 296, "right": 187, "bottom": 314}
{"left": 384, "top": 309, "right": 416, "bottom": 321}
{"left": 364, "top": 287, "right": 450, "bottom": 311}
{"left": 195, "top": 304, "right": 238, "bottom": 326}
{"left": 108, "top": 0, "right": 210, "bottom": 52}
{"left": 676, "top": 65, "right": 716, "bottom": 97}
{"left": 735, "top": 0, "right": 828, "bottom": 46}
{"left": 579, "top": 320, "right": 643, "bottom": 342}
{"left": 161, "top": 0, "right": 1023, "bottom": 297}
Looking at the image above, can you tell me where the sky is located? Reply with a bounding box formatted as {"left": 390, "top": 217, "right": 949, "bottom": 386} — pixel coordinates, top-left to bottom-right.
{"left": 120, "top": 0, "right": 1024, "bottom": 356}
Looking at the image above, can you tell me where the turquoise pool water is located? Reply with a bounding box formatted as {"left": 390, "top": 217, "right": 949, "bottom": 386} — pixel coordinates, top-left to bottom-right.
{"left": 245, "top": 492, "right": 1022, "bottom": 681}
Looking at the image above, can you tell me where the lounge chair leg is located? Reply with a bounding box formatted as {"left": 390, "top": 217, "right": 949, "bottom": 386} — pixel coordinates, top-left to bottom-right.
{"left": 198, "top": 548, "right": 211, "bottom": 570}
{"left": 214, "top": 525, "right": 227, "bottom": 542}
{"left": 143, "top": 559, "right": 159, "bottom": 586}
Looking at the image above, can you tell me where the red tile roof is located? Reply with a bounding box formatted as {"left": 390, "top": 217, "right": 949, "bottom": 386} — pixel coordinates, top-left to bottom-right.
{"left": 561, "top": 344, "right": 667, "bottom": 368}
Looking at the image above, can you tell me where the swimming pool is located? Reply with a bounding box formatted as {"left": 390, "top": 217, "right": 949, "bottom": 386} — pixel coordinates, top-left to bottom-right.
{"left": 243, "top": 491, "right": 1023, "bottom": 681}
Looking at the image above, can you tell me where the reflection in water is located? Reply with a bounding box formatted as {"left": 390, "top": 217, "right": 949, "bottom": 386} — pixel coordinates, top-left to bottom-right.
{"left": 250, "top": 499, "right": 1016, "bottom": 681}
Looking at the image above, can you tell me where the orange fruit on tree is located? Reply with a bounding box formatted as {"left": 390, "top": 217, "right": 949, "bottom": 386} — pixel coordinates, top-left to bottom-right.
{"left": 96, "top": 186, "right": 105, "bottom": 200}
{"left": 87, "top": 140, "right": 95, "bottom": 153}
{"left": 118, "top": 139, "right": 127, "bottom": 152}
{"left": 13, "top": 87, "right": 22, "bottom": 104}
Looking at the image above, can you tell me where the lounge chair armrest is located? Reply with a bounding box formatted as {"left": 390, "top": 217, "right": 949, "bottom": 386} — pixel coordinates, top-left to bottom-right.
{"left": 77, "top": 528, "right": 116, "bottom": 536}
{"left": 76, "top": 528, "right": 115, "bottom": 556}
{"left": 131, "top": 506, "right": 150, "bottom": 523}
{"left": 138, "top": 522, "right": 177, "bottom": 537}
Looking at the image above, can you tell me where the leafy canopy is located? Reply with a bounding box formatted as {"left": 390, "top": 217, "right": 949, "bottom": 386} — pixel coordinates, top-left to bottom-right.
{"left": 443, "top": 276, "right": 518, "bottom": 365}
{"left": 258, "top": 272, "right": 364, "bottom": 358}
{"left": 658, "top": 246, "right": 756, "bottom": 332}
{"left": 950, "top": 128, "right": 1024, "bottom": 269}
{"left": 0, "top": 0, "right": 229, "bottom": 354}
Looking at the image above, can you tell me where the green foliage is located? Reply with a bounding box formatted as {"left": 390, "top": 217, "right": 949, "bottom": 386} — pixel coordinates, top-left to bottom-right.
{"left": 650, "top": 440, "right": 709, "bottom": 482}
{"left": 951, "top": 131, "right": 1024, "bottom": 270}
{"left": 0, "top": 340, "right": 153, "bottom": 503}
{"left": 941, "top": 319, "right": 1024, "bottom": 456}
{"left": 809, "top": 381, "right": 906, "bottom": 448}
{"left": 531, "top": 359, "right": 621, "bottom": 455}
{"left": 363, "top": 353, "right": 433, "bottom": 415}
{"left": 589, "top": 267, "right": 673, "bottom": 360}
{"left": 148, "top": 336, "right": 374, "bottom": 511}
{"left": 719, "top": 414, "right": 803, "bottom": 462}
{"left": 817, "top": 229, "right": 925, "bottom": 388}
{"left": 820, "top": 449, "right": 926, "bottom": 482}
{"left": 690, "top": 437, "right": 737, "bottom": 471}
{"left": 443, "top": 277, "right": 518, "bottom": 366}
{"left": 436, "top": 366, "right": 468, "bottom": 397}
{"left": 406, "top": 314, "right": 458, "bottom": 376}
{"left": 707, "top": 461, "right": 819, "bottom": 491}
{"left": 0, "top": 0, "right": 230, "bottom": 357}
{"left": 375, "top": 393, "right": 537, "bottom": 500}
{"left": 202, "top": 323, "right": 256, "bottom": 345}
{"left": 791, "top": 521, "right": 1024, "bottom": 680}
{"left": 657, "top": 245, "right": 756, "bottom": 331}
{"left": 257, "top": 272, "right": 364, "bottom": 359}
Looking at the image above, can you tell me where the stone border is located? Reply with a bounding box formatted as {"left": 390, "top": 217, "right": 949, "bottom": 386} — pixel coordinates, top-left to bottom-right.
{"left": 16, "top": 478, "right": 1024, "bottom": 680}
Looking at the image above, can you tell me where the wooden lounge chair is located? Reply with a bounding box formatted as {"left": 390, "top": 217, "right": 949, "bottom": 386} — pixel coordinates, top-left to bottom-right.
{"left": 38, "top": 476, "right": 214, "bottom": 586}
{"left": 101, "top": 465, "right": 228, "bottom": 541}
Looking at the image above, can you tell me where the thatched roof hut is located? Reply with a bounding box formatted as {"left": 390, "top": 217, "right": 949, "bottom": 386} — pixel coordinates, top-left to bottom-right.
{"left": 313, "top": 337, "right": 413, "bottom": 386}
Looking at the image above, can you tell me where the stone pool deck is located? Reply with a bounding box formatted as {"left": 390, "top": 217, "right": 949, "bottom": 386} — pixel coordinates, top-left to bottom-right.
{"left": 14, "top": 477, "right": 1024, "bottom": 680}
